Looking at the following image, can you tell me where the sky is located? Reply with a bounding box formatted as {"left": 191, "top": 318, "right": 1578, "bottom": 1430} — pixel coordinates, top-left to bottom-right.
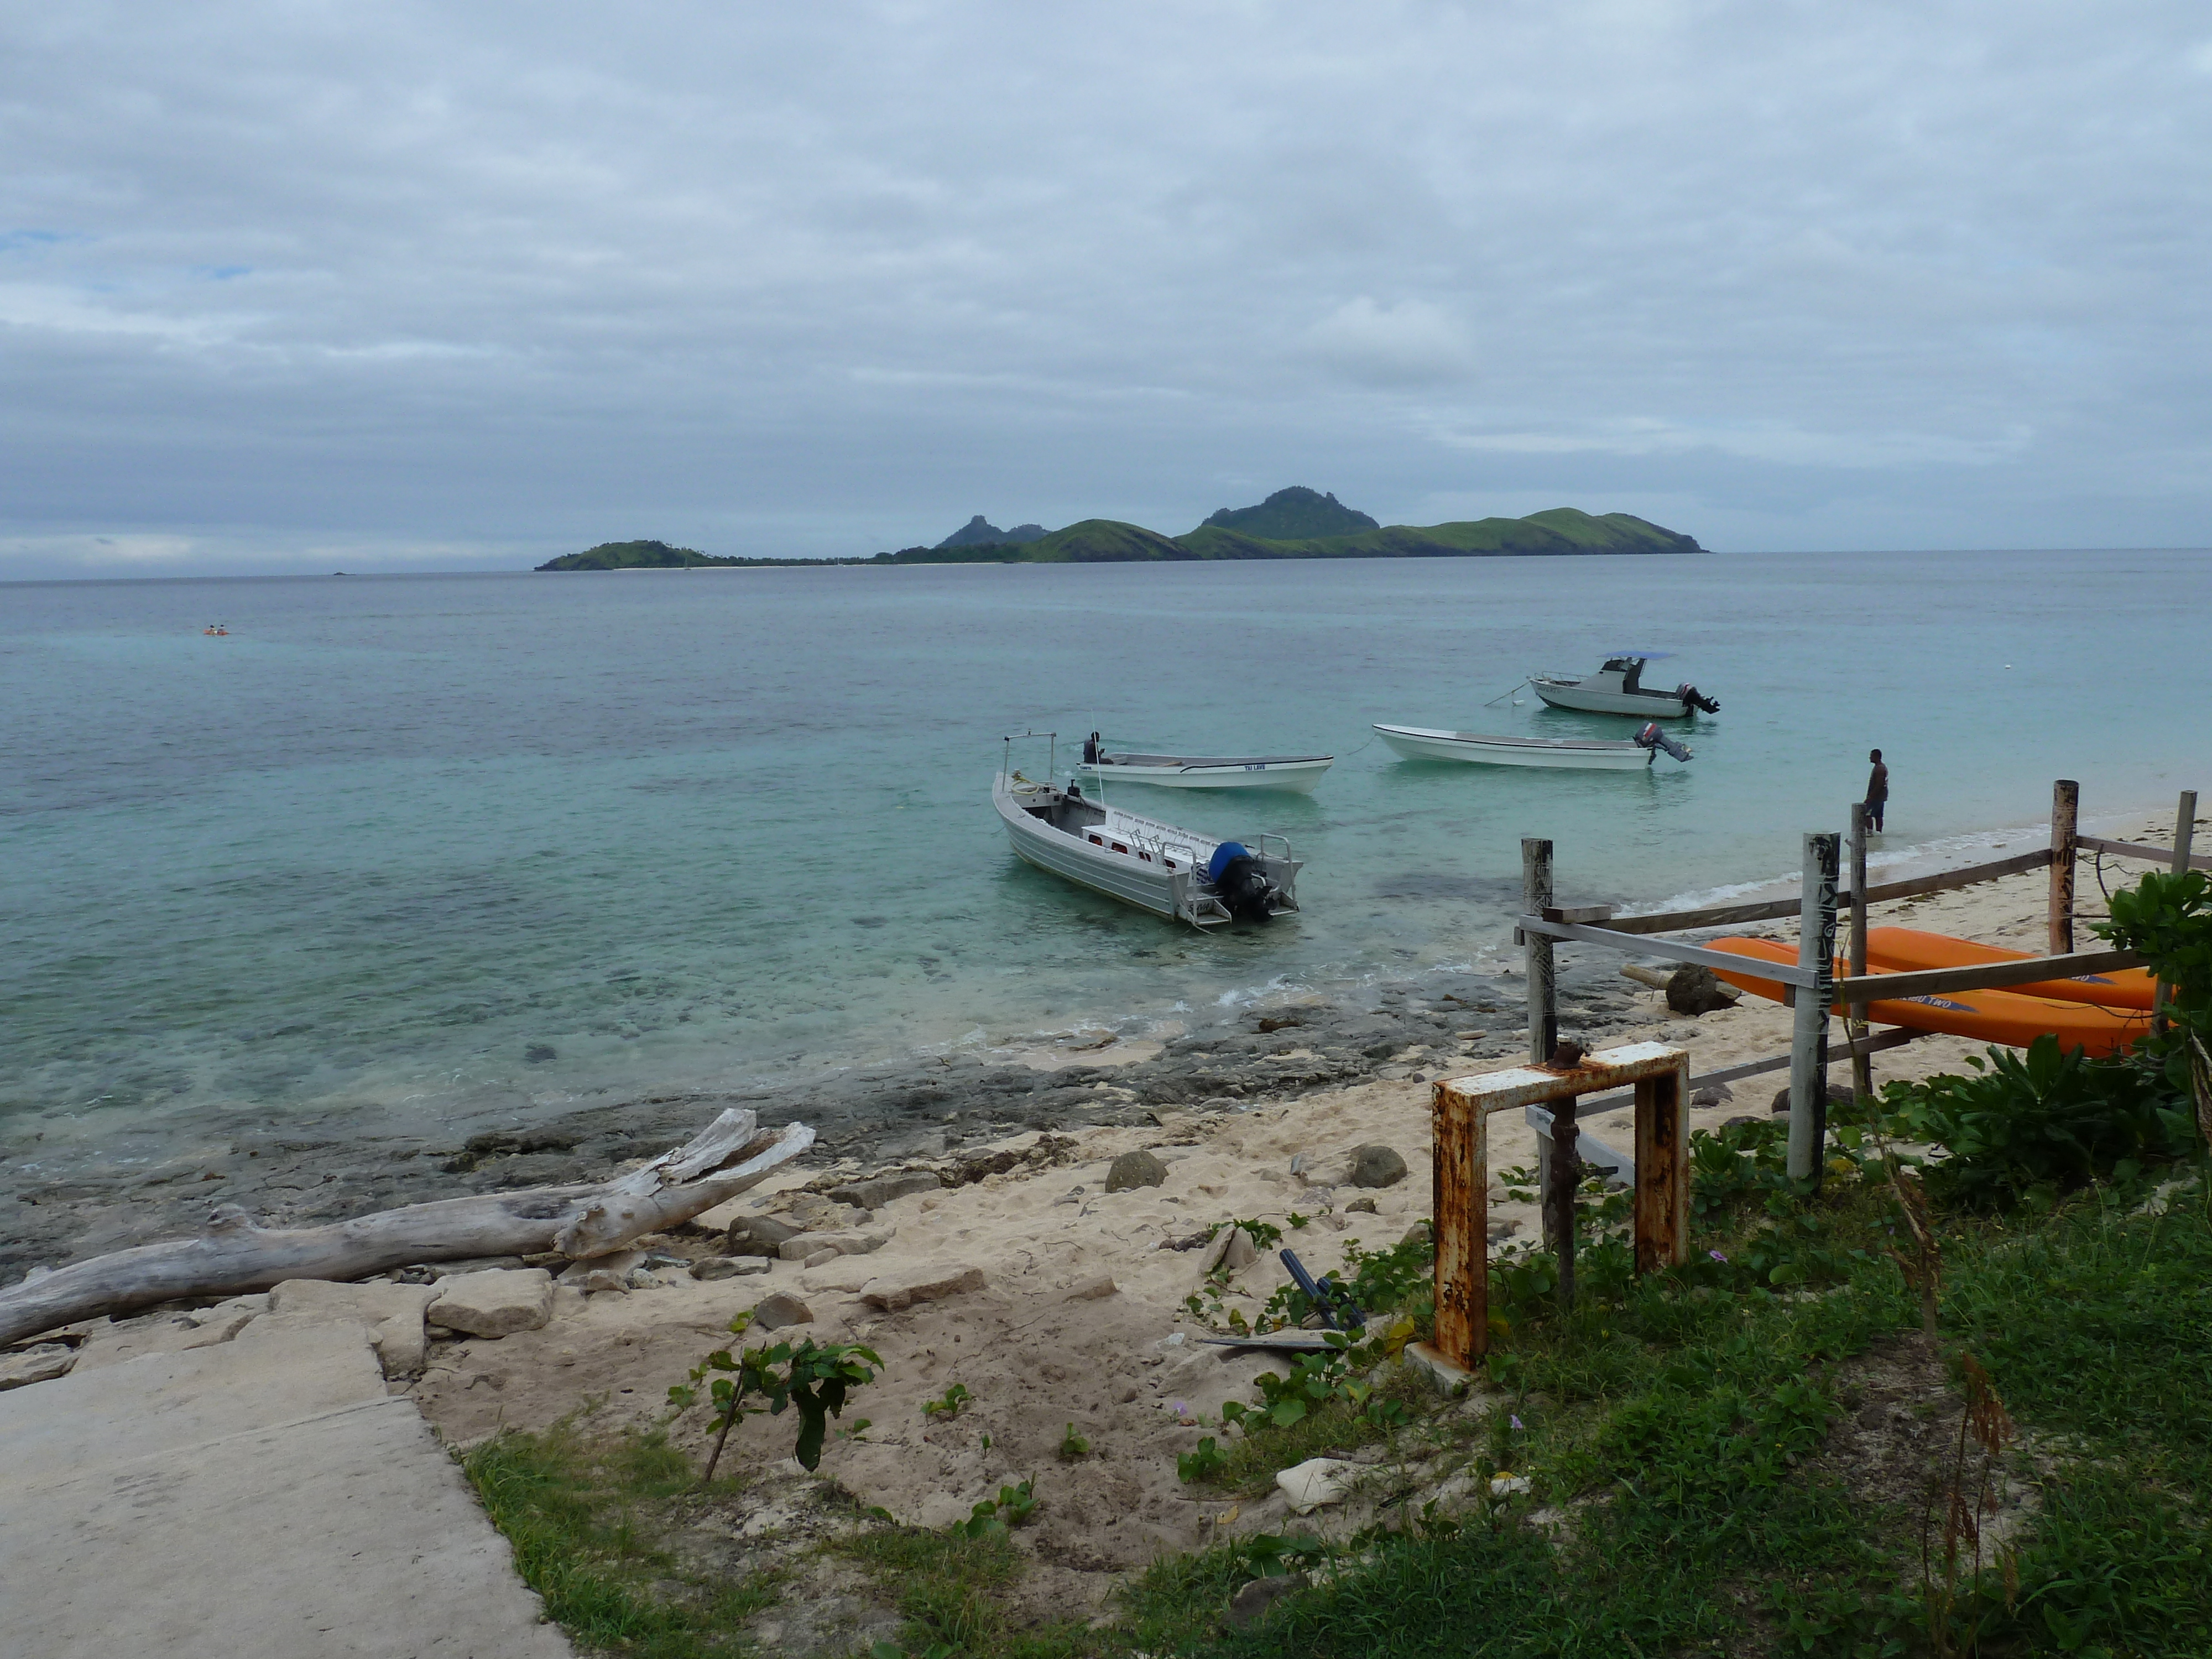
{"left": 5, "top": 1, "right": 2212, "bottom": 576}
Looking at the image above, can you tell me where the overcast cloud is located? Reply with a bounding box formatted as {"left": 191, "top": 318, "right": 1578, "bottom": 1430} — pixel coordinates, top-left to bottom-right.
{"left": 4, "top": 1, "right": 2210, "bottom": 574}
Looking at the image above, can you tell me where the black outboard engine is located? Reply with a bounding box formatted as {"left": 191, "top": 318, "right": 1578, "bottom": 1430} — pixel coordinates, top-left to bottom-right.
{"left": 1207, "top": 841, "right": 1277, "bottom": 924}
{"left": 1635, "top": 722, "right": 1693, "bottom": 763}
{"left": 1674, "top": 682, "right": 1720, "bottom": 714}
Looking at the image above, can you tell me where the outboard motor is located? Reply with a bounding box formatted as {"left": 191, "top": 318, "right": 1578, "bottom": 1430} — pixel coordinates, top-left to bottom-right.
{"left": 1635, "top": 722, "right": 1693, "bottom": 763}
{"left": 1207, "top": 841, "right": 1277, "bottom": 924}
{"left": 1674, "top": 682, "right": 1720, "bottom": 714}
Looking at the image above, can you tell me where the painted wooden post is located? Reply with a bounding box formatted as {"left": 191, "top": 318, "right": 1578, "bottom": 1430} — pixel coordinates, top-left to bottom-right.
{"left": 1632, "top": 1062, "right": 1689, "bottom": 1273}
{"left": 2049, "top": 779, "right": 2079, "bottom": 955}
{"left": 1848, "top": 802, "right": 1872, "bottom": 1104}
{"left": 1522, "top": 838, "right": 1557, "bottom": 1066}
{"left": 2153, "top": 790, "right": 2198, "bottom": 1032}
{"left": 1788, "top": 832, "right": 1840, "bottom": 1185}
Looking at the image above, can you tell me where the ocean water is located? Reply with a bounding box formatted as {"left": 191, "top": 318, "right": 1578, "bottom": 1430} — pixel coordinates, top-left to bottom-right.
{"left": 6, "top": 550, "right": 2209, "bottom": 1159}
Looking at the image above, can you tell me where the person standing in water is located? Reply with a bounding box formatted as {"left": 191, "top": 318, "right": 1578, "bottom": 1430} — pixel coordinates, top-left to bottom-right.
{"left": 1863, "top": 748, "right": 1888, "bottom": 832}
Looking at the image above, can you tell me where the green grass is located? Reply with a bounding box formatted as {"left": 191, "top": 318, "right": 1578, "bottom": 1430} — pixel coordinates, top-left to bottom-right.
{"left": 462, "top": 1422, "right": 780, "bottom": 1659}
{"left": 462, "top": 1146, "right": 2210, "bottom": 1659}
{"left": 1114, "top": 1162, "right": 2212, "bottom": 1659}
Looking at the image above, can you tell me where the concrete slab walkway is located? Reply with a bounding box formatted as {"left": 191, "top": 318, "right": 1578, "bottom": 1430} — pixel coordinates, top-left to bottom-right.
{"left": 0, "top": 1321, "right": 573, "bottom": 1658}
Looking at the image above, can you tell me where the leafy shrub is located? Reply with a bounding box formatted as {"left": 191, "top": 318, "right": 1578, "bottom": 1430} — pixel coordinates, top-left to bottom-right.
{"left": 957, "top": 1479, "right": 1036, "bottom": 1540}
{"left": 668, "top": 1313, "right": 882, "bottom": 1480}
{"left": 920, "top": 1383, "right": 971, "bottom": 1420}
{"left": 1877, "top": 1036, "right": 2193, "bottom": 1209}
{"left": 1176, "top": 1436, "right": 1230, "bottom": 1483}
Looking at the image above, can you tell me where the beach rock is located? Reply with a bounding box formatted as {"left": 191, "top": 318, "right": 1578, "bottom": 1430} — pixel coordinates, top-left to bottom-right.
{"left": 688, "top": 1256, "right": 749, "bottom": 1280}
{"left": 1226, "top": 1575, "right": 1306, "bottom": 1629}
{"left": 1276, "top": 1457, "right": 1355, "bottom": 1514}
{"left": 802, "top": 1249, "right": 840, "bottom": 1269}
{"left": 752, "top": 1292, "right": 814, "bottom": 1330}
{"left": 827, "top": 1171, "right": 943, "bottom": 1210}
{"left": 1692, "top": 1082, "right": 1735, "bottom": 1107}
{"left": 270, "top": 1279, "right": 440, "bottom": 1378}
{"left": 426, "top": 1268, "right": 553, "bottom": 1339}
{"left": 1343, "top": 1196, "right": 1378, "bottom": 1214}
{"left": 1065, "top": 1274, "right": 1118, "bottom": 1300}
{"left": 0, "top": 1343, "right": 75, "bottom": 1390}
{"left": 727, "top": 1215, "right": 801, "bottom": 1256}
{"left": 777, "top": 1228, "right": 893, "bottom": 1261}
{"left": 1349, "top": 1145, "right": 1408, "bottom": 1188}
{"left": 1199, "top": 1225, "right": 1260, "bottom": 1275}
{"left": 1400, "top": 1221, "right": 1432, "bottom": 1248}
{"left": 581, "top": 1270, "right": 628, "bottom": 1293}
{"left": 859, "top": 1263, "right": 986, "bottom": 1313}
{"left": 1666, "top": 965, "right": 1741, "bottom": 1015}
{"left": 75, "top": 1301, "right": 268, "bottom": 1372}
{"left": 559, "top": 1250, "right": 644, "bottom": 1286}
{"left": 1105, "top": 1150, "right": 1168, "bottom": 1192}
{"left": 1769, "top": 1082, "right": 1855, "bottom": 1115}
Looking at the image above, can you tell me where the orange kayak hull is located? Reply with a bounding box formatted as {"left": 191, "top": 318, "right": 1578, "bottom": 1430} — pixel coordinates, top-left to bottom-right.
{"left": 1860, "top": 926, "right": 2155, "bottom": 1011}
{"left": 1705, "top": 936, "right": 2148, "bottom": 1058}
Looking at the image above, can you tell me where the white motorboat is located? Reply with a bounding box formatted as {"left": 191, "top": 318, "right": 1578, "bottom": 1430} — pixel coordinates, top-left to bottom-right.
{"left": 1072, "top": 749, "right": 1333, "bottom": 794}
{"left": 1373, "top": 723, "right": 1692, "bottom": 771}
{"left": 993, "top": 771, "right": 1301, "bottom": 927}
{"left": 1528, "top": 656, "right": 1719, "bottom": 718}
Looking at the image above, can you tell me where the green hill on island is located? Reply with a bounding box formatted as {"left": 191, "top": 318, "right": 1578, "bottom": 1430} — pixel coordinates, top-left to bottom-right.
{"left": 535, "top": 494, "right": 1705, "bottom": 569}
{"left": 1199, "top": 486, "right": 1380, "bottom": 540}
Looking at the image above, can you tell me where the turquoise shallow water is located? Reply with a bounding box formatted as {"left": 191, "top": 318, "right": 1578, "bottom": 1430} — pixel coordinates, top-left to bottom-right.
{"left": 5, "top": 550, "right": 2209, "bottom": 1156}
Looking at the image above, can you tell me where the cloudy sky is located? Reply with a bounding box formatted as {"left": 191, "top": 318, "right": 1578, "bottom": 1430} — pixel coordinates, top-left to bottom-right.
{"left": 5, "top": 2, "right": 2211, "bottom": 575}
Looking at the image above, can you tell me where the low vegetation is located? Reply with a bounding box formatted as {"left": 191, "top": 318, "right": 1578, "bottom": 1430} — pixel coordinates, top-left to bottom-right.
{"left": 465, "top": 873, "right": 2212, "bottom": 1658}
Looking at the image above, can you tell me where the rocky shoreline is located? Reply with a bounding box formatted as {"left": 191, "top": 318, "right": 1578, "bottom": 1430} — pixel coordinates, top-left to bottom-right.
{"left": 2, "top": 956, "right": 1648, "bottom": 1287}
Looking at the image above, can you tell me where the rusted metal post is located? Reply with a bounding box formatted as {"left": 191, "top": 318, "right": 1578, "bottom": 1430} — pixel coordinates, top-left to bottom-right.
{"left": 1632, "top": 1058, "right": 1690, "bottom": 1273}
{"left": 2049, "top": 779, "right": 2079, "bottom": 955}
{"left": 2153, "top": 790, "right": 2198, "bottom": 1032}
{"left": 1427, "top": 1045, "right": 1689, "bottom": 1371}
{"left": 1428, "top": 1078, "right": 1484, "bottom": 1370}
{"left": 1787, "top": 833, "right": 1840, "bottom": 1185}
{"left": 1545, "top": 1093, "right": 1580, "bottom": 1310}
{"left": 1522, "top": 838, "right": 1557, "bottom": 1066}
{"left": 1848, "top": 803, "right": 1872, "bottom": 1104}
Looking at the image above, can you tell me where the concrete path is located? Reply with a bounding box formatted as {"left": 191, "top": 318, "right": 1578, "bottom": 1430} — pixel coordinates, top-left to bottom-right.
{"left": 0, "top": 1320, "right": 573, "bottom": 1658}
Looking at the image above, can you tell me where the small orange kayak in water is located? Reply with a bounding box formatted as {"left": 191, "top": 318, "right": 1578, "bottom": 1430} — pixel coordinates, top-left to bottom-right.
{"left": 1705, "top": 936, "right": 2148, "bottom": 1057}
{"left": 1860, "top": 927, "right": 2156, "bottom": 1011}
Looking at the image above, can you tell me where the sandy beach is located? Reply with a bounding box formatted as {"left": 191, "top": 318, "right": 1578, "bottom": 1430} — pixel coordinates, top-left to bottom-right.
{"left": 5, "top": 799, "right": 2199, "bottom": 1640}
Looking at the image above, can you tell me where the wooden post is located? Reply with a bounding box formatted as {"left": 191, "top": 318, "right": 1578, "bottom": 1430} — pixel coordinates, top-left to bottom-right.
{"left": 1428, "top": 1078, "right": 1484, "bottom": 1370}
{"left": 2153, "top": 789, "right": 2198, "bottom": 1032}
{"left": 2049, "top": 779, "right": 2079, "bottom": 955}
{"left": 1632, "top": 1060, "right": 1689, "bottom": 1273}
{"left": 1522, "top": 838, "right": 1557, "bottom": 1066}
{"left": 1848, "top": 802, "right": 1872, "bottom": 1104}
{"left": 1545, "top": 1094, "right": 1579, "bottom": 1311}
{"left": 1788, "top": 833, "right": 1840, "bottom": 1185}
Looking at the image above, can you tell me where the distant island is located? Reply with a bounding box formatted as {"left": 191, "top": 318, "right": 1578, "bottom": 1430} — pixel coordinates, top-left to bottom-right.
{"left": 533, "top": 487, "right": 1705, "bottom": 570}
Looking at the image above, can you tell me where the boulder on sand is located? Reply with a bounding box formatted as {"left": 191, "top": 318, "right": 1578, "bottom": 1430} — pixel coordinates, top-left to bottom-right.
{"left": 858, "top": 1264, "right": 986, "bottom": 1313}
{"left": 1105, "top": 1150, "right": 1168, "bottom": 1192}
{"left": 1349, "top": 1145, "right": 1408, "bottom": 1188}
{"left": 1666, "top": 965, "right": 1740, "bottom": 1015}
{"left": 426, "top": 1268, "right": 553, "bottom": 1339}
{"left": 270, "top": 1279, "right": 440, "bottom": 1377}
{"left": 750, "top": 1292, "right": 814, "bottom": 1329}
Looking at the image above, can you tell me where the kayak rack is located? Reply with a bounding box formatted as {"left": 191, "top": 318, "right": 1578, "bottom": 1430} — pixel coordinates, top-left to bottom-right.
{"left": 1415, "top": 779, "right": 2201, "bottom": 1376}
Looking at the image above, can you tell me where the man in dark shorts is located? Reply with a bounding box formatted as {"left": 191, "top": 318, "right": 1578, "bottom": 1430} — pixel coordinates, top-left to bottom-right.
{"left": 1864, "top": 748, "right": 1888, "bottom": 832}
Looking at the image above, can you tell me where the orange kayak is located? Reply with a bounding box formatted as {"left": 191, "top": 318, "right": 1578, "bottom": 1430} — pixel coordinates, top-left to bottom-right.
{"left": 1859, "top": 926, "right": 2156, "bottom": 1011}
{"left": 1705, "top": 936, "right": 2148, "bottom": 1058}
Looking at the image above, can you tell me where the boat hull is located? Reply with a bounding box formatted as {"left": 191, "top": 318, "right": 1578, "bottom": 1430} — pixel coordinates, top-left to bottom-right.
{"left": 1863, "top": 927, "right": 2157, "bottom": 1011}
{"left": 1373, "top": 724, "right": 1655, "bottom": 771}
{"left": 1073, "top": 756, "right": 1331, "bottom": 794}
{"left": 1705, "top": 936, "right": 2148, "bottom": 1057}
{"left": 992, "top": 774, "right": 1300, "bottom": 927}
{"left": 1529, "top": 680, "right": 1689, "bottom": 718}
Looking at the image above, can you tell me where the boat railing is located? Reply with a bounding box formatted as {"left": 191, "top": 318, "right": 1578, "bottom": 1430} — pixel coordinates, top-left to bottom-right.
{"left": 1255, "top": 832, "right": 1294, "bottom": 865}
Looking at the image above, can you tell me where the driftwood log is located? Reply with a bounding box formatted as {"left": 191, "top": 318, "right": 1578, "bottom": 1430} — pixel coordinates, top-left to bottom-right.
{"left": 0, "top": 1109, "right": 812, "bottom": 1349}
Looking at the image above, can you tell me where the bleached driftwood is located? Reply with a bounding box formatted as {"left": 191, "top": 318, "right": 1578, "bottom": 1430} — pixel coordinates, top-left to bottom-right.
{"left": 0, "top": 1110, "right": 812, "bottom": 1348}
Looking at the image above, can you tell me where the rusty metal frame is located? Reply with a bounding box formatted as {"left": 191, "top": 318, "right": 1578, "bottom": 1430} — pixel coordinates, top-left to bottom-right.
{"left": 1427, "top": 1041, "right": 1689, "bottom": 1371}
